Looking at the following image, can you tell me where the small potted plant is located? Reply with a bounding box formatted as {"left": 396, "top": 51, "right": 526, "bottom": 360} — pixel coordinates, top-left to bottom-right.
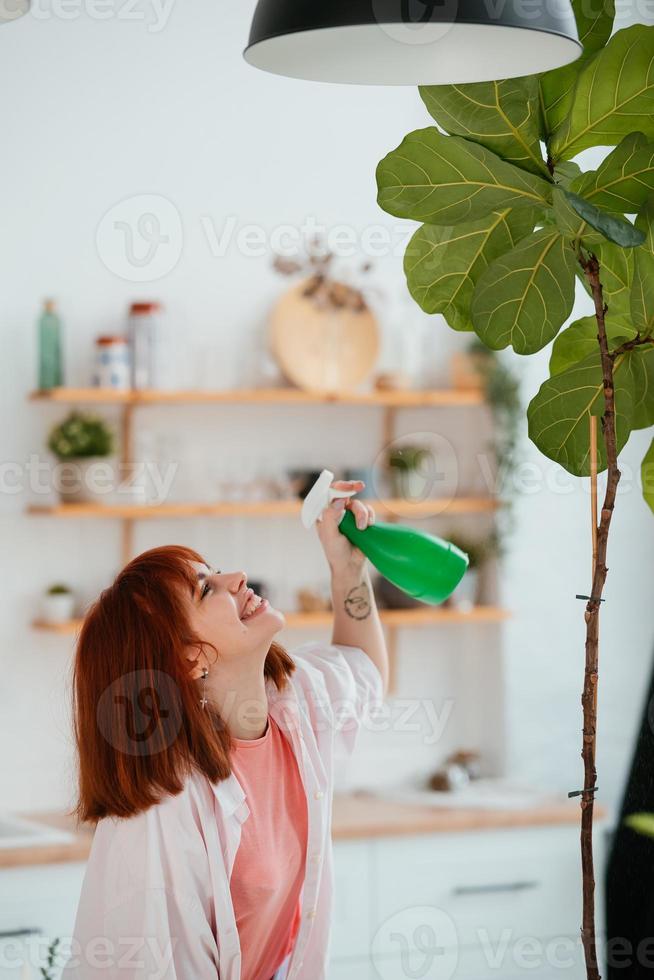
{"left": 41, "top": 583, "right": 75, "bottom": 624}
{"left": 47, "top": 410, "right": 115, "bottom": 503}
{"left": 386, "top": 444, "right": 433, "bottom": 500}
{"left": 441, "top": 532, "right": 493, "bottom": 611}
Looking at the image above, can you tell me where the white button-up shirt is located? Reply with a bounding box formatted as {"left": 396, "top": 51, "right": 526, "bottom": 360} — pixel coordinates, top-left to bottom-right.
{"left": 61, "top": 640, "right": 383, "bottom": 980}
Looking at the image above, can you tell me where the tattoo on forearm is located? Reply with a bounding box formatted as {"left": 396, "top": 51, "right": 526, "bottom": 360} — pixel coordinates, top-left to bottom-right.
{"left": 343, "top": 580, "right": 371, "bottom": 620}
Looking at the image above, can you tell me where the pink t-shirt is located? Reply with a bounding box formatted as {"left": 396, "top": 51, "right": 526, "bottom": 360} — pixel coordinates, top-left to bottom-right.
{"left": 228, "top": 713, "right": 308, "bottom": 980}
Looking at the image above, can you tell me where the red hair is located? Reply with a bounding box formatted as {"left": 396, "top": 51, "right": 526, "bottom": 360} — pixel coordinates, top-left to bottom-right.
{"left": 67, "top": 544, "right": 295, "bottom": 824}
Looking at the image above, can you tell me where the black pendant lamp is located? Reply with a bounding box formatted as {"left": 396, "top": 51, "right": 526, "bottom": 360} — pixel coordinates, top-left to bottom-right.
{"left": 244, "top": 0, "right": 581, "bottom": 85}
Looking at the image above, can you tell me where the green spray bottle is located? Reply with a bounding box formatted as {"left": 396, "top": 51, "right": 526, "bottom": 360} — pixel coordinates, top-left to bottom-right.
{"left": 301, "top": 469, "right": 469, "bottom": 605}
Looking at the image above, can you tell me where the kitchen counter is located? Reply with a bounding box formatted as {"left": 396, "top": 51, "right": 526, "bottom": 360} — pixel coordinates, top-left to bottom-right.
{"left": 4, "top": 791, "right": 608, "bottom": 869}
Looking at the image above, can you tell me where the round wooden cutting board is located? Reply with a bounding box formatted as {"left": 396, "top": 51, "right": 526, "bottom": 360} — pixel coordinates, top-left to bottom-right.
{"left": 269, "top": 278, "right": 380, "bottom": 393}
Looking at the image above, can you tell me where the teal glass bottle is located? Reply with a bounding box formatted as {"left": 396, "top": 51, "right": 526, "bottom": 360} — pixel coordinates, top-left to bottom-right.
{"left": 38, "top": 299, "right": 63, "bottom": 390}
{"left": 337, "top": 508, "right": 469, "bottom": 605}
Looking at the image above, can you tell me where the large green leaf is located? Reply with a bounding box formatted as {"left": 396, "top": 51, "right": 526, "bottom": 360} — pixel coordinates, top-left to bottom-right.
{"left": 538, "top": 0, "right": 613, "bottom": 139}
{"left": 527, "top": 348, "right": 636, "bottom": 476}
{"left": 376, "top": 129, "right": 552, "bottom": 226}
{"left": 471, "top": 229, "right": 576, "bottom": 354}
{"left": 624, "top": 811, "right": 654, "bottom": 836}
{"left": 540, "top": 56, "right": 589, "bottom": 140}
{"left": 577, "top": 240, "right": 634, "bottom": 316}
{"left": 403, "top": 209, "right": 536, "bottom": 329}
{"left": 552, "top": 187, "right": 603, "bottom": 245}
{"left": 630, "top": 345, "right": 654, "bottom": 428}
{"left": 631, "top": 196, "right": 654, "bottom": 336}
{"left": 571, "top": 0, "right": 615, "bottom": 53}
{"left": 642, "top": 440, "right": 654, "bottom": 514}
{"left": 549, "top": 315, "right": 636, "bottom": 375}
{"left": 563, "top": 191, "right": 645, "bottom": 247}
{"left": 419, "top": 78, "right": 548, "bottom": 177}
{"left": 550, "top": 25, "right": 654, "bottom": 162}
{"left": 573, "top": 133, "right": 654, "bottom": 212}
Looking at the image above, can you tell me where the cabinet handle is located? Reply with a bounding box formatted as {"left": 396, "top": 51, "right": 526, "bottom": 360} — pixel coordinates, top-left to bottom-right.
{"left": 452, "top": 880, "right": 540, "bottom": 896}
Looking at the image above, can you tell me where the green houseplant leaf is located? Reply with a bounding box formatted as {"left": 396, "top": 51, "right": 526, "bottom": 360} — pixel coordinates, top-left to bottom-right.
{"left": 419, "top": 77, "right": 549, "bottom": 177}
{"left": 550, "top": 25, "right": 654, "bottom": 162}
{"left": 376, "top": 128, "right": 552, "bottom": 226}
{"left": 642, "top": 439, "right": 654, "bottom": 514}
{"left": 549, "top": 315, "right": 636, "bottom": 376}
{"left": 624, "top": 811, "right": 654, "bottom": 837}
{"left": 577, "top": 240, "right": 634, "bottom": 316}
{"left": 403, "top": 208, "right": 536, "bottom": 329}
{"left": 572, "top": 133, "right": 654, "bottom": 212}
{"left": 562, "top": 190, "right": 645, "bottom": 247}
{"left": 471, "top": 228, "right": 576, "bottom": 354}
{"left": 552, "top": 187, "right": 604, "bottom": 245}
{"left": 631, "top": 195, "right": 654, "bottom": 336}
{"left": 630, "top": 345, "right": 654, "bottom": 428}
{"left": 527, "top": 348, "right": 636, "bottom": 476}
{"left": 538, "top": 0, "right": 614, "bottom": 137}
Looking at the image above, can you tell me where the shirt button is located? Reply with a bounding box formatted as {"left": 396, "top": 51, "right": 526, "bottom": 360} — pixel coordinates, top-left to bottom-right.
{"left": 311, "top": 852, "right": 320, "bottom": 863}
{"left": 314, "top": 790, "right": 324, "bottom": 799}
{"left": 308, "top": 907, "right": 317, "bottom": 919}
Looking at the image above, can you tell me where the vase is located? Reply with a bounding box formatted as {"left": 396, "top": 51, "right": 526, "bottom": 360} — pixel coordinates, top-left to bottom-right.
{"left": 40, "top": 592, "right": 75, "bottom": 624}
{"left": 55, "top": 456, "right": 113, "bottom": 504}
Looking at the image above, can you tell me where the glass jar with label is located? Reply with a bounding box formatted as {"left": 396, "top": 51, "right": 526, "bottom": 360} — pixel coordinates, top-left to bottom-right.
{"left": 128, "top": 301, "right": 162, "bottom": 389}
{"left": 91, "top": 335, "right": 130, "bottom": 389}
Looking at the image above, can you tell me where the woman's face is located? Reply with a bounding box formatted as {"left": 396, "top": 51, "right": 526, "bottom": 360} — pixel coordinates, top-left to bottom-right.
{"left": 184, "top": 561, "right": 285, "bottom": 675}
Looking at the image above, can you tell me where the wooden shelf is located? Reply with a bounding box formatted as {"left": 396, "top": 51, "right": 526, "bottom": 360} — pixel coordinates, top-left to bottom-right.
{"left": 33, "top": 605, "right": 509, "bottom": 635}
{"left": 27, "top": 497, "right": 500, "bottom": 519}
{"left": 29, "top": 386, "right": 484, "bottom": 407}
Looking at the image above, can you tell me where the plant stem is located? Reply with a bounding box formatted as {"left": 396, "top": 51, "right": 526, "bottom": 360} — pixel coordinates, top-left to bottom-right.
{"left": 577, "top": 251, "right": 621, "bottom": 980}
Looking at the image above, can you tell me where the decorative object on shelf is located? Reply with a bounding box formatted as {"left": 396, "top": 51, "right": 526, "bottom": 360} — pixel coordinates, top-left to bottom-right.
{"left": 91, "top": 335, "right": 130, "bottom": 390}
{"left": 460, "top": 336, "right": 521, "bottom": 560}
{"left": 440, "top": 530, "right": 493, "bottom": 610}
{"left": 296, "top": 586, "right": 331, "bottom": 614}
{"left": 426, "top": 749, "right": 483, "bottom": 791}
{"left": 270, "top": 237, "right": 380, "bottom": 393}
{"left": 244, "top": 0, "right": 581, "bottom": 85}
{"left": 40, "top": 583, "right": 76, "bottom": 625}
{"left": 386, "top": 443, "right": 434, "bottom": 500}
{"left": 37, "top": 299, "right": 64, "bottom": 390}
{"left": 373, "top": 574, "right": 423, "bottom": 610}
{"left": 373, "top": 370, "right": 411, "bottom": 391}
{"left": 287, "top": 468, "right": 323, "bottom": 500}
{"left": 238, "top": 319, "right": 287, "bottom": 389}
{"left": 301, "top": 469, "right": 469, "bottom": 605}
{"left": 127, "top": 301, "right": 163, "bottom": 389}
{"left": 47, "top": 410, "right": 115, "bottom": 504}
{"left": 450, "top": 349, "right": 487, "bottom": 392}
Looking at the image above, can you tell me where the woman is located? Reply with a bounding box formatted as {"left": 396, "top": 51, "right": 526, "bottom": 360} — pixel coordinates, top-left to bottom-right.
{"left": 61, "top": 478, "right": 388, "bottom": 980}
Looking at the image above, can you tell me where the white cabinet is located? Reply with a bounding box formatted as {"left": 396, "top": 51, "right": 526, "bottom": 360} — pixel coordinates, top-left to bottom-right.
{"left": 0, "top": 862, "right": 86, "bottom": 978}
{"left": 329, "top": 822, "right": 608, "bottom": 980}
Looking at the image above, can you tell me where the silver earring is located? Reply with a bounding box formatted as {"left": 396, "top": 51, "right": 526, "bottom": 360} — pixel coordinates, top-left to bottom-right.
{"left": 200, "top": 665, "right": 209, "bottom": 709}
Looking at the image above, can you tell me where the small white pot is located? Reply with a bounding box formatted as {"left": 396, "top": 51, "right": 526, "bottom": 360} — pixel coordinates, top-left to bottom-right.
{"left": 41, "top": 592, "right": 76, "bottom": 624}
{"left": 55, "top": 456, "right": 114, "bottom": 504}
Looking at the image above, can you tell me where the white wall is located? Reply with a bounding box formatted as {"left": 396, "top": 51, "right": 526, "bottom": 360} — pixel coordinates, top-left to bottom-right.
{"left": 1, "top": 1, "right": 652, "bottom": 827}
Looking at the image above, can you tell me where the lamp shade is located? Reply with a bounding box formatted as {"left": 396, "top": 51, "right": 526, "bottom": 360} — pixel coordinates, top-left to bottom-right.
{"left": 0, "top": 0, "right": 29, "bottom": 21}
{"left": 244, "top": 0, "right": 582, "bottom": 85}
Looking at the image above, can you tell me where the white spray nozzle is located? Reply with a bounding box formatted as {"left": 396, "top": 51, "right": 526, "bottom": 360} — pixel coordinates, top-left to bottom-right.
{"left": 300, "top": 469, "right": 356, "bottom": 529}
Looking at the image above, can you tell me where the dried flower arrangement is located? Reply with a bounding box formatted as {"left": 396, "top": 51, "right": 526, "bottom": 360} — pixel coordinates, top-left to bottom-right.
{"left": 272, "top": 235, "right": 375, "bottom": 313}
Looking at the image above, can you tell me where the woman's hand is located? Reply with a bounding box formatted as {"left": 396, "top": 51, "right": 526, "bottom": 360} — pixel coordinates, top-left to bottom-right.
{"left": 315, "top": 479, "right": 376, "bottom": 573}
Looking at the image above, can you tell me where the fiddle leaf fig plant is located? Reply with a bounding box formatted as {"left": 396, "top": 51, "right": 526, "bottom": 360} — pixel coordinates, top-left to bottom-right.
{"left": 375, "top": 11, "right": 654, "bottom": 979}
